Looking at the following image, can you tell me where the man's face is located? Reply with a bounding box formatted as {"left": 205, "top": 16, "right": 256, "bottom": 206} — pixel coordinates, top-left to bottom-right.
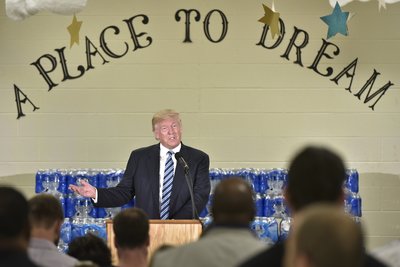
{"left": 154, "top": 118, "right": 182, "bottom": 149}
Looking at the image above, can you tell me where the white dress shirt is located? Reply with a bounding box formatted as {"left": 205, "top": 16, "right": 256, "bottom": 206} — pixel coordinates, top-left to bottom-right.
{"left": 159, "top": 143, "right": 181, "bottom": 204}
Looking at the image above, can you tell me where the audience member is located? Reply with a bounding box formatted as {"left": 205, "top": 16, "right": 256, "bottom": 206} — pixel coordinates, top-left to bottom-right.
{"left": 113, "top": 208, "right": 150, "bottom": 267}
{"left": 28, "top": 194, "right": 78, "bottom": 267}
{"left": 0, "top": 186, "right": 40, "bottom": 267}
{"left": 67, "top": 233, "right": 113, "bottom": 267}
{"left": 150, "top": 177, "right": 267, "bottom": 267}
{"left": 240, "top": 145, "right": 387, "bottom": 267}
{"left": 284, "top": 204, "right": 364, "bottom": 267}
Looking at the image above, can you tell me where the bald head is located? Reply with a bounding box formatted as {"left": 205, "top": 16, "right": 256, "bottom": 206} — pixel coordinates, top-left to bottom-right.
{"left": 212, "top": 177, "right": 255, "bottom": 225}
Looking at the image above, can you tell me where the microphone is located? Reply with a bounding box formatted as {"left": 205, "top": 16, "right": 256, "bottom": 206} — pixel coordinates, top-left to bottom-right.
{"left": 175, "top": 152, "right": 189, "bottom": 175}
{"left": 175, "top": 152, "right": 199, "bottom": 219}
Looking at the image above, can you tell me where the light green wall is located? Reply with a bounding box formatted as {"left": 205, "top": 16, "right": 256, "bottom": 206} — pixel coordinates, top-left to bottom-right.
{"left": 1, "top": 0, "right": 399, "bottom": 251}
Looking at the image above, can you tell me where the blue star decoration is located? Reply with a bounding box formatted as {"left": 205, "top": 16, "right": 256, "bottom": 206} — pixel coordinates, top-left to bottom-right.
{"left": 321, "top": 2, "right": 349, "bottom": 39}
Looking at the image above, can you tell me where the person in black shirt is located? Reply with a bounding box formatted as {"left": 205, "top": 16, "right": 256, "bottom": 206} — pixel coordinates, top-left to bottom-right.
{"left": 0, "top": 186, "right": 41, "bottom": 267}
{"left": 67, "top": 233, "right": 113, "bottom": 267}
{"left": 239, "top": 146, "right": 387, "bottom": 267}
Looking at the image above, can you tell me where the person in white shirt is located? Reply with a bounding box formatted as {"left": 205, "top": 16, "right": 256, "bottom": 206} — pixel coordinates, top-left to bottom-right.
{"left": 28, "top": 194, "right": 78, "bottom": 267}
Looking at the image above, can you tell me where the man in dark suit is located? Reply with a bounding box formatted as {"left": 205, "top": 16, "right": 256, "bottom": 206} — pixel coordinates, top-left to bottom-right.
{"left": 69, "top": 109, "right": 210, "bottom": 219}
{"left": 239, "top": 146, "right": 387, "bottom": 267}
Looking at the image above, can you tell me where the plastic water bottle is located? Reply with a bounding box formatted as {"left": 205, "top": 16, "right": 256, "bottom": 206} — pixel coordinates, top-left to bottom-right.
{"left": 264, "top": 193, "right": 274, "bottom": 217}
{"left": 199, "top": 194, "right": 213, "bottom": 218}
{"left": 58, "top": 218, "right": 72, "bottom": 253}
{"left": 251, "top": 217, "right": 263, "bottom": 238}
{"left": 345, "top": 191, "right": 362, "bottom": 218}
{"left": 258, "top": 169, "right": 270, "bottom": 195}
{"left": 279, "top": 216, "right": 292, "bottom": 242}
{"left": 40, "top": 171, "right": 67, "bottom": 216}
{"left": 345, "top": 169, "right": 359, "bottom": 193}
{"left": 209, "top": 168, "right": 221, "bottom": 192}
{"left": 260, "top": 217, "right": 279, "bottom": 245}
{"left": 201, "top": 214, "right": 213, "bottom": 229}
{"left": 255, "top": 193, "right": 264, "bottom": 217}
{"left": 35, "top": 169, "right": 45, "bottom": 193}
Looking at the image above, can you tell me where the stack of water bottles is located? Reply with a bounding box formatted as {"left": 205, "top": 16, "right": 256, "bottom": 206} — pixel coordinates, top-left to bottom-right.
{"left": 202, "top": 168, "right": 290, "bottom": 245}
{"left": 201, "top": 167, "right": 362, "bottom": 245}
{"left": 344, "top": 169, "right": 362, "bottom": 222}
{"left": 35, "top": 169, "right": 134, "bottom": 253}
{"left": 35, "top": 167, "right": 361, "bottom": 251}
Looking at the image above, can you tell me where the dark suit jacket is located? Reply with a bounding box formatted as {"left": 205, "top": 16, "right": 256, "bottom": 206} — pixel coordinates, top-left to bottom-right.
{"left": 95, "top": 143, "right": 211, "bottom": 219}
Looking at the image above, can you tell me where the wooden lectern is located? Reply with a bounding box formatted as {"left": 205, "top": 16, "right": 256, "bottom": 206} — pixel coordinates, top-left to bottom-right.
{"left": 106, "top": 219, "right": 202, "bottom": 265}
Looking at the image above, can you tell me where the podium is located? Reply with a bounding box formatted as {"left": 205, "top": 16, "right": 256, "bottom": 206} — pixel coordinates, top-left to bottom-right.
{"left": 106, "top": 219, "right": 202, "bottom": 265}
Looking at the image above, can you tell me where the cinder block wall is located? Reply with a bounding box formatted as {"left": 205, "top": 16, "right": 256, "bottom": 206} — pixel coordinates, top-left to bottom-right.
{"left": 1, "top": 0, "right": 399, "bottom": 251}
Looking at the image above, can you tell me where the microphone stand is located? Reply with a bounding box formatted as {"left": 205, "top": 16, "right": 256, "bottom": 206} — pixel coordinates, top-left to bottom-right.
{"left": 182, "top": 166, "right": 199, "bottom": 220}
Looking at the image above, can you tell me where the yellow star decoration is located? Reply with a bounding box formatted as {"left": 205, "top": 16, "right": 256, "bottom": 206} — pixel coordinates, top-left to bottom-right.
{"left": 67, "top": 15, "right": 83, "bottom": 48}
{"left": 258, "top": 4, "right": 280, "bottom": 39}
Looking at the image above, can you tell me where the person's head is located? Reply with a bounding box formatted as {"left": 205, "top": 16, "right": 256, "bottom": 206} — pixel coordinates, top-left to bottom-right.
{"left": 285, "top": 146, "right": 346, "bottom": 213}
{"left": 113, "top": 208, "right": 150, "bottom": 250}
{"left": 152, "top": 109, "right": 182, "bottom": 149}
{"left": 211, "top": 177, "right": 255, "bottom": 225}
{"left": 67, "top": 234, "right": 112, "bottom": 267}
{"left": 28, "top": 193, "right": 64, "bottom": 244}
{"left": 0, "top": 186, "right": 30, "bottom": 249}
{"left": 285, "top": 204, "right": 364, "bottom": 267}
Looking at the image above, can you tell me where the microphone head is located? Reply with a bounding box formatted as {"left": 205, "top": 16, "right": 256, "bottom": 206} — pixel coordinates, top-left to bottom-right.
{"left": 175, "top": 152, "right": 183, "bottom": 160}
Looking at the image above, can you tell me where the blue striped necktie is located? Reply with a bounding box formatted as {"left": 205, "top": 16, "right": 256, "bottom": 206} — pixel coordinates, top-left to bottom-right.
{"left": 160, "top": 151, "right": 174, "bottom": 219}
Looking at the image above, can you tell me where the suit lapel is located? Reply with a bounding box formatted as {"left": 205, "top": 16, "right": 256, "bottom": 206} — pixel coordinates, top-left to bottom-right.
{"left": 169, "top": 144, "right": 191, "bottom": 215}
{"left": 146, "top": 144, "right": 160, "bottom": 215}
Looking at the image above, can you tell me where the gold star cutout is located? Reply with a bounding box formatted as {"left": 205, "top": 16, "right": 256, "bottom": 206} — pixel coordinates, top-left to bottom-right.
{"left": 258, "top": 3, "right": 280, "bottom": 39}
{"left": 67, "top": 14, "right": 83, "bottom": 48}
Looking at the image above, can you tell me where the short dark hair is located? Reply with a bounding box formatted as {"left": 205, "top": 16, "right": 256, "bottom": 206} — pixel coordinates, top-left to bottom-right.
{"left": 287, "top": 146, "right": 346, "bottom": 212}
{"left": 29, "top": 194, "right": 64, "bottom": 229}
{"left": 113, "top": 208, "right": 149, "bottom": 249}
{"left": 294, "top": 204, "right": 364, "bottom": 267}
{"left": 211, "top": 177, "right": 255, "bottom": 224}
{"left": 0, "top": 186, "right": 30, "bottom": 239}
{"left": 67, "top": 233, "right": 112, "bottom": 267}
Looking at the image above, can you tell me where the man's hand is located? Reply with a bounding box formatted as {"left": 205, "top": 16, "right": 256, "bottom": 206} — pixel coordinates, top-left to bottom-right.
{"left": 69, "top": 180, "right": 96, "bottom": 198}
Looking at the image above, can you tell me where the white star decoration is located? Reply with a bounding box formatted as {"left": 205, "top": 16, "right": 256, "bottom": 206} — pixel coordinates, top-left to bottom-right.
{"left": 328, "top": 0, "right": 400, "bottom": 9}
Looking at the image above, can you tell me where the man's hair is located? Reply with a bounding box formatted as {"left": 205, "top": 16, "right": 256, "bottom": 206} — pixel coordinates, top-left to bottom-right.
{"left": 113, "top": 208, "right": 150, "bottom": 249}
{"left": 152, "top": 109, "right": 181, "bottom": 131}
{"left": 287, "top": 146, "right": 346, "bottom": 212}
{"left": 292, "top": 204, "right": 364, "bottom": 267}
{"left": 67, "top": 233, "right": 112, "bottom": 267}
{"left": 211, "top": 177, "right": 255, "bottom": 224}
{"left": 0, "top": 186, "right": 30, "bottom": 239}
{"left": 28, "top": 194, "right": 64, "bottom": 229}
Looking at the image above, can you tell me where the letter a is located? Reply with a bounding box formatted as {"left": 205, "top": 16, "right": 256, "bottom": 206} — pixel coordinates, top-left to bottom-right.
{"left": 14, "top": 84, "right": 40, "bottom": 119}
